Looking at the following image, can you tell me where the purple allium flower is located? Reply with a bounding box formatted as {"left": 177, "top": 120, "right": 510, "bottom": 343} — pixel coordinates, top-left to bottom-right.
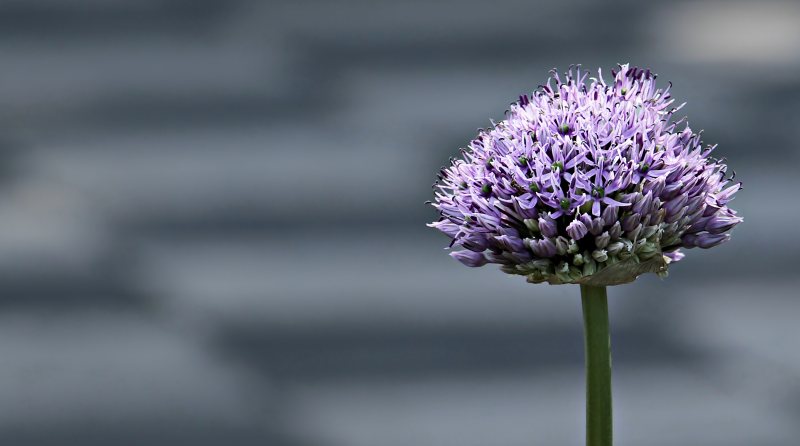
{"left": 428, "top": 64, "right": 742, "bottom": 285}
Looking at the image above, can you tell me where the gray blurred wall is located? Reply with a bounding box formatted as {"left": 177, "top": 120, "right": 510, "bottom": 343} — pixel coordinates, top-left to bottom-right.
{"left": 0, "top": 1, "right": 798, "bottom": 445}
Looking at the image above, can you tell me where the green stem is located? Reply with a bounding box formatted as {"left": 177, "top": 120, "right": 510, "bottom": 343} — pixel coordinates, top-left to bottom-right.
{"left": 581, "top": 285, "right": 612, "bottom": 446}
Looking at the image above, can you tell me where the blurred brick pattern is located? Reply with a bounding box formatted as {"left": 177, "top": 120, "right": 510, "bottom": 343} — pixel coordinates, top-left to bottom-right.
{"left": 0, "top": 1, "right": 798, "bottom": 445}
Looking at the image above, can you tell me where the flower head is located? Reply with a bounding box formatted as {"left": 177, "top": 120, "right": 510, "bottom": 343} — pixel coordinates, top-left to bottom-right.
{"left": 428, "top": 64, "right": 742, "bottom": 286}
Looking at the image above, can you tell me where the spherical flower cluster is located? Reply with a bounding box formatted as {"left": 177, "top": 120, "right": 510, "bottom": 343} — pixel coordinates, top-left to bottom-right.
{"left": 429, "top": 64, "right": 742, "bottom": 286}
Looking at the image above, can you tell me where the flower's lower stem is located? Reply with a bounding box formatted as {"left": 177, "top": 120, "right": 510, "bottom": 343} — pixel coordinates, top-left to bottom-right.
{"left": 581, "top": 284, "right": 612, "bottom": 446}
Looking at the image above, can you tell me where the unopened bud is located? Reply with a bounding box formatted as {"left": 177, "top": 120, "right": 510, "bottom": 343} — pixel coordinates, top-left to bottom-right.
{"left": 595, "top": 231, "right": 611, "bottom": 249}
{"left": 524, "top": 218, "right": 540, "bottom": 233}
{"left": 636, "top": 242, "right": 659, "bottom": 260}
{"left": 607, "top": 241, "right": 625, "bottom": 255}
{"left": 592, "top": 249, "right": 609, "bottom": 262}
{"left": 555, "top": 236, "right": 569, "bottom": 255}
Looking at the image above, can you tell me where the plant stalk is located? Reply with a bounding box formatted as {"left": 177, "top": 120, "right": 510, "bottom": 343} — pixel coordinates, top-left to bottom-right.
{"left": 580, "top": 284, "right": 612, "bottom": 446}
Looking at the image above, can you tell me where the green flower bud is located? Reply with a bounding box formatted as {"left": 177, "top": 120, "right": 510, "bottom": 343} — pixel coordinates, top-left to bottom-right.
{"left": 595, "top": 231, "right": 611, "bottom": 249}
{"left": 556, "top": 262, "right": 572, "bottom": 283}
{"left": 592, "top": 249, "right": 609, "bottom": 263}
{"left": 526, "top": 270, "right": 546, "bottom": 284}
{"left": 524, "top": 219, "right": 540, "bottom": 233}
{"left": 567, "top": 239, "right": 580, "bottom": 254}
{"left": 582, "top": 258, "right": 597, "bottom": 276}
{"left": 607, "top": 241, "right": 625, "bottom": 255}
{"left": 555, "top": 236, "right": 569, "bottom": 256}
{"left": 636, "top": 242, "right": 659, "bottom": 260}
{"left": 641, "top": 225, "right": 659, "bottom": 240}
{"left": 532, "top": 259, "right": 553, "bottom": 272}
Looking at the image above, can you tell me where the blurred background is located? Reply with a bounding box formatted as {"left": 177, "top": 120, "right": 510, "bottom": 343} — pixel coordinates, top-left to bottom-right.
{"left": 0, "top": 0, "right": 798, "bottom": 445}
